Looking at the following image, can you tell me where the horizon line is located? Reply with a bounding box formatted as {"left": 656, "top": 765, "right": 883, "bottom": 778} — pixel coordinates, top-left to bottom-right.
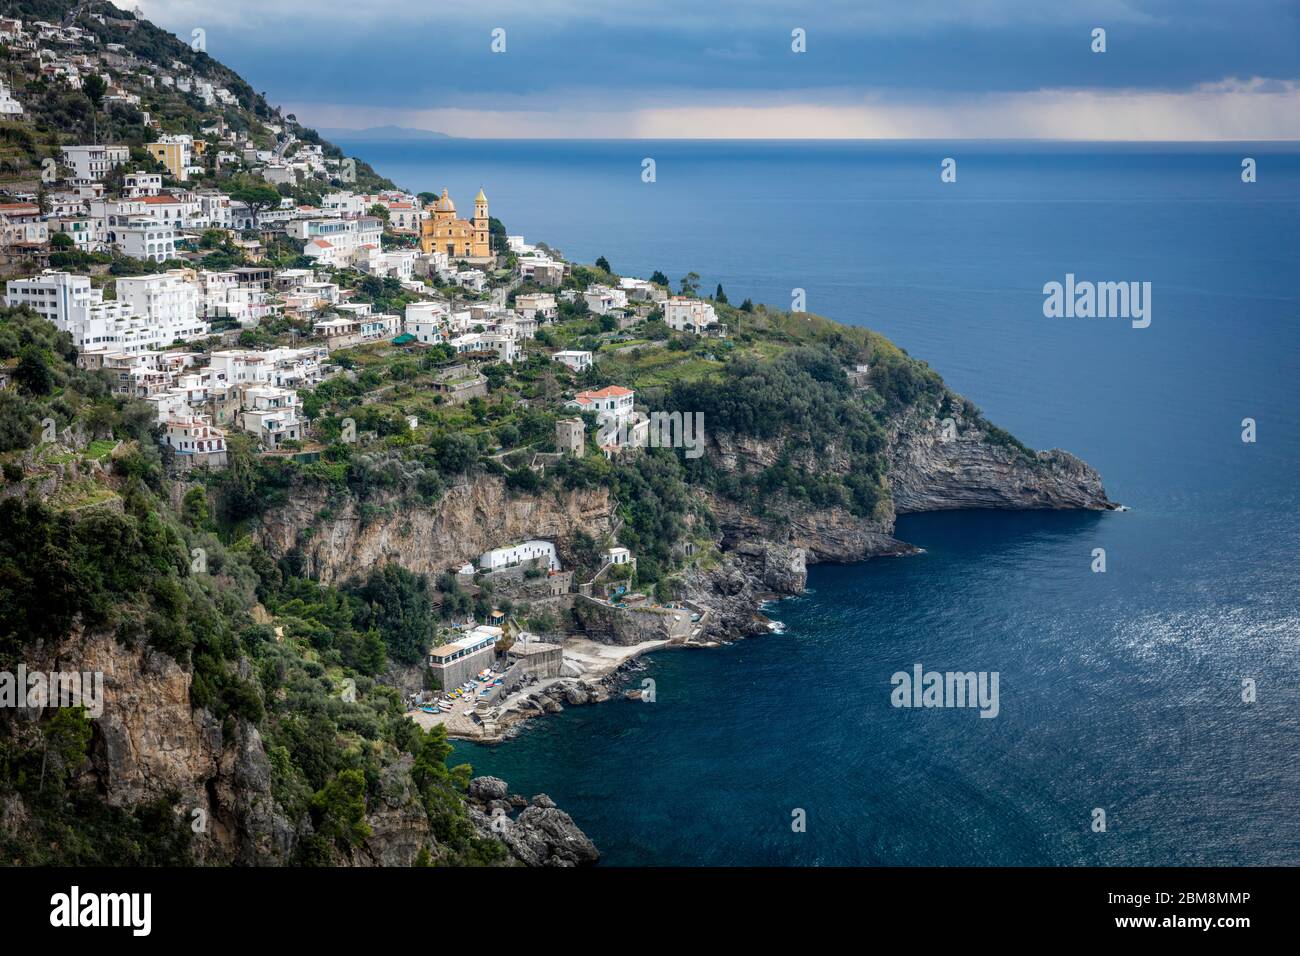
{"left": 322, "top": 133, "right": 1300, "bottom": 143}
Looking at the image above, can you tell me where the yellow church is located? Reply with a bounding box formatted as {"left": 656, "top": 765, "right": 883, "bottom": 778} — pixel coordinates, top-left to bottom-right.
{"left": 420, "top": 187, "right": 491, "bottom": 259}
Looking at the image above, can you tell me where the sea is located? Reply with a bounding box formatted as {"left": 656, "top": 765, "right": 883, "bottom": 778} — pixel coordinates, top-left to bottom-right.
{"left": 338, "top": 138, "right": 1300, "bottom": 866}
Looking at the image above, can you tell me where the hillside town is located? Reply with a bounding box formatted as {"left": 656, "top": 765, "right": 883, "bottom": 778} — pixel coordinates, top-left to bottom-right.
{"left": 0, "top": 6, "right": 743, "bottom": 740}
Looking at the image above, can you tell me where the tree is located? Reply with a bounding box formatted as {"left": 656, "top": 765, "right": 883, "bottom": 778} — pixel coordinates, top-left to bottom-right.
{"left": 230, "top": 182, "right": 280, "bottom": 228}
{"left": 82, "top": 74, "right": 107, "bottom": 110}
{"left": 15, "top": 345, "right": 53, "bottom": 396}
{"left": 368, "top": 203, "right": 390, "bottom": 223}
{"left": 311, "top": 769, "right": 372, "bottom": 849}
{"left": 181, "top": 487, "right": 211, "bottom": 530}
{"left": 488, "top": 216, "right": 508, "bottom": 254}
{"left": 50, "top": 232, "right": 74, "bottom": 250}
{"left": 679, "top": 271, "right": 700, "bottom": 297}
{"left": 346, "top": 564, "right": 435, "bottom": 665}
{"left": 650, "top": 270, "right": 670, "bottom": 287}
{"left": 715, "top": 283, "right": 728, "bottom": 304}
{"left": 595, "top": 255, "right": 611, "bottom": 274}
{"left": 39, "top": 707, "right": 92, "bottom": 793}
{"left": 83, "top": 74, "right": 107, "bottom": 143}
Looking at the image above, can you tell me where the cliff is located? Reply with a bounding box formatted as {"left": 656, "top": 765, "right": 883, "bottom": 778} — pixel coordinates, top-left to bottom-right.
{"left": 257, "top": 474, "right": 615, "bottom": 585}
{"left": 695, "top": 394, "right": 1110, "bottom": 566}
{"left": 247, "top": 398, "right": 1111, "bottom": 654}
{"left": 886, "top": 404, "right": 1112, "bottom": 514}
{"left": 5, "top": 629, "right": 294, "bottom": 866}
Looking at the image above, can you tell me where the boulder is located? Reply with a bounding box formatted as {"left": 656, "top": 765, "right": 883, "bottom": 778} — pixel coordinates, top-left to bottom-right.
{"left": 562, "top": 683, "right": 591, "bottom": 706}
{"left": 467, "top": 776, "right": 509, "bottom": 802}
{"left": 501, "top": 805, "right": 599, "bottom": 867}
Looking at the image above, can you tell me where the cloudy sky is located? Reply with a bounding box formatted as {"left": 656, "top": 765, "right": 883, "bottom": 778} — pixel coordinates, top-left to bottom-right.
{"left": 131, "top": 0, "right": 1300, "bottom": 138}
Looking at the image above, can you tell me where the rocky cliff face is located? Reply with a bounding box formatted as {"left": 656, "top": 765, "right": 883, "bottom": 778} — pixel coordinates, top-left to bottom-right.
{"left": 698, "top": 397, "right": 1111, "bottom": 567}
{"left": 11, "top": 629, "right": 293, "bottom": 866}
{"left": 257, "top": 473, "right": 614, "bottom": 585}
{"left": 886, "top": 405, "right": 1113, "bottom": 514}
{"left": 669, "top": 396, "right": 1112, "bottom": 639}
{"left": 5, "top": 629, "right": 591, "bottom": 868}
{"left": 250, "top": 397, "right": 1111, "bottom": 648}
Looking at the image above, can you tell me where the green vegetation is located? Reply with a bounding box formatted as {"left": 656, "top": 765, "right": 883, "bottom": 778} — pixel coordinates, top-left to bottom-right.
{"left": 0, "top": 306, "right": 503, "bottom": 866}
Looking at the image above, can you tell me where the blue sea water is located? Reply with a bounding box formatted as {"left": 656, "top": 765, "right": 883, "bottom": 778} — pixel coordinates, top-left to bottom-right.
{"left": 342, "top": 139, "right": 1300, "bottom": 865}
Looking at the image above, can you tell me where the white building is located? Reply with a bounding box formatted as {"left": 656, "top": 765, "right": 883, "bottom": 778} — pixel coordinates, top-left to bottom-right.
{"left": 123, "top": 172, "right": 164, "bottom": 197}
{"left": 60, "top": 144, "right": 129, "bottom": 182}
{"left": 619, "top": 277, "right": 666, "bottom": 302}
{"left": 454, "top": 269, "right": 487, "bottom": 293}
{"left": 568, "top": 385, "right": 644, "bottom": 452}
{"left": 239, "top": 385, "right": 304, "bottom": 448}
{"left": 115, "top": 271, "right": 206, "bottom": 342}
{"left": 517, "top": 253, "right": 565, "bottom": 287}
{"left": 112, "top": 217, "right": 176, "bottom": 262}
{"left": 664, "top": 296, "right": 719, "bottom": 333}
{"left": 353, "top": 245, "right": 416, "bottom": 281}
{"left": 0, "top": 202, "right": 48, "bottom": 247}
{"left": 552, "top": 350, "right": 592, "bottom": 372}
{"left": 583, "top": 285, "right": 628, "bottom": 315}
{"left": 6, "top": 271, "right": 206, "bottom": 355}
{"left": 478, "top": 540, "right": 560, "bottom": 573}
{"left": 51, "top": 216, "right": 99, "bottom": 252}
{"left": 0, "top": 79, "right": 22, "bottom": 116}
{"left": 161, "top": 414, "right": 227, "bottom": 465}
{"left": 5, "top": 270, "right": 97, "bottom": 327}
{"left": 289, "top": 217, "right": 384, "bottom": 265}
{"left": 569, "top": 385, "right": 634, "bottom": 422}
{"left": 404, "top": 301, "right": 448, "bottom": 344}
{"left": 515, "top": 292, "right": 557, "bottom": 321}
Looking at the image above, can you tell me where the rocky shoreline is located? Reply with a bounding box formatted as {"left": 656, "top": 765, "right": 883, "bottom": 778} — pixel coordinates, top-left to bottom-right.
{"left": 446, "top": 404, "right": 1120, "bottom": 745}
{"left": 464, "top": 775, "right": 599, "bottom": 867}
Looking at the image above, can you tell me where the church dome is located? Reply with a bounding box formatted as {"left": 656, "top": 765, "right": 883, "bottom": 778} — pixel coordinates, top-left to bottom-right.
{"left": 474, "top": 187, "right": 487, "bottom": 203}
{"left": 434, "top": 188, "right": 456, "bottom": 213}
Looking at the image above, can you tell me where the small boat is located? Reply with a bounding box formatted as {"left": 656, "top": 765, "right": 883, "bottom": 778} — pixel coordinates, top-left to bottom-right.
{"left": 420, "top": 706, "right": 437, "bottom": 714}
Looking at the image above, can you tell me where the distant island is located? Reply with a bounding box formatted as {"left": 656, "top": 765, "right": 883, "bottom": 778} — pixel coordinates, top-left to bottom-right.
{"left": 317, "top": 125, "right": 452, "bottom": 141}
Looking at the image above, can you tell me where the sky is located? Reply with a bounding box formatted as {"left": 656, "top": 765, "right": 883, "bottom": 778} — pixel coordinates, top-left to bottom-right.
{"left": 129, "top": 1, "right": 1300, "bottom": 139}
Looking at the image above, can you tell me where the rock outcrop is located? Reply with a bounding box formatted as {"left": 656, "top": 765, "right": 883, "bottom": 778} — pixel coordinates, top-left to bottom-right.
{"left": 19, "top": 629, "right": 294, "bottom": 865}
{"left": 466, "top": 778, "right": 598, "bottom": 867}
{"left": 357, "top": 755, "right": 437, "bottom": 867}
{"left": 256, "top": 473, "right": 614, "bottom": 585}
{"left": 887, "top": 406, "right": 1113, "bottom": 514}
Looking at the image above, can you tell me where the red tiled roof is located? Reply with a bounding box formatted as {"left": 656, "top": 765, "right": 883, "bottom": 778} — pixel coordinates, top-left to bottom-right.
{"left": 575, "top": 386, "right": 633, "bottom": 402}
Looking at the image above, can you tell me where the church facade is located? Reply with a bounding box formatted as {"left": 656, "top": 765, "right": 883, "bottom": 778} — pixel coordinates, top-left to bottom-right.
{"left": 420, "top": 187, "right": 491, "bottom": 259}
